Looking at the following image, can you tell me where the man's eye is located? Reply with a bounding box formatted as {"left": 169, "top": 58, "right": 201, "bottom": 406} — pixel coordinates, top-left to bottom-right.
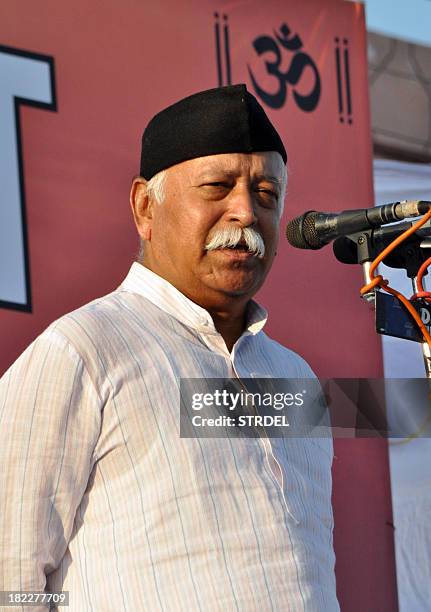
{"left": 200, "top": 182, "right": 232, "bottom": 194}
{"left": 256, "top": 188, "right": 278, "bottom": 198}
{"left": 255, "top": 188, "right": 279, "bottom": 209}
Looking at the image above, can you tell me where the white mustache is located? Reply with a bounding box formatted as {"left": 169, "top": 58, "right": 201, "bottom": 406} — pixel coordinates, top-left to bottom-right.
{"left": 205, "top": 226, "right": 265, "bottom": 259}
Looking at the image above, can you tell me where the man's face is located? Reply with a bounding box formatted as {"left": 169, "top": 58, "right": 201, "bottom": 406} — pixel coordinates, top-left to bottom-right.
{"left": 134, "top": 151, "right": 285, "bottom": 311}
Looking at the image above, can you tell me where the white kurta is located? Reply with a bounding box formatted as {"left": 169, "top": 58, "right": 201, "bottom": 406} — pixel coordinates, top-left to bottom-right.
{"left": 0, "top": 262, "right": 339, "bottom": 611}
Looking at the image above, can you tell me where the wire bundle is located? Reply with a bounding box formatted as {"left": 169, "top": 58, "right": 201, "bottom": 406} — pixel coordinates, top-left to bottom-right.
{"left": 360, "top": 206, "right": 431, "bottom": 349}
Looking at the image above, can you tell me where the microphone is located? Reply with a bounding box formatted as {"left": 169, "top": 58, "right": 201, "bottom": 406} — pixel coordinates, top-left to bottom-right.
{"left": 286, "top": 200, "right": 431, "bottom": 250}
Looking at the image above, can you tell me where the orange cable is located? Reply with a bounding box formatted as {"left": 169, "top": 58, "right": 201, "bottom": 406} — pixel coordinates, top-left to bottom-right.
{"left": 360, "top": 208, "right": 431, "bottom": 349}
{"left": 411, "top": 291, "right": 431, "bottom": 301}
{"left": 411, "top": 256, "right": 431, "bottom": 302}
{"left": 417, "top": 256, "right": 431, "bottom": 292}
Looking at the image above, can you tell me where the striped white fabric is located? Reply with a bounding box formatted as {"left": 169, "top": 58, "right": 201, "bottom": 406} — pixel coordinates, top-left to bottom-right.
{"left": 0, "top": 262, "right": 339, "bottom": 611}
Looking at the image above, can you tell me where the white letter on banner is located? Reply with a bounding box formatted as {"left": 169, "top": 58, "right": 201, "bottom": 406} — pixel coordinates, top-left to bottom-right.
{"left": 0, "top": 47, "right": 55, "bottom": 310}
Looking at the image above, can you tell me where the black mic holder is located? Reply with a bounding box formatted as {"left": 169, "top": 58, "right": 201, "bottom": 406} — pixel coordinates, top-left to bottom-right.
{"left": 333, "top": 228, "right": 429, "bottom": 277}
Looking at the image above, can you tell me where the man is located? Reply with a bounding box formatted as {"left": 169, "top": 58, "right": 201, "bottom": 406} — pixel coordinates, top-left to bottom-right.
{"left": 0, "top": 84, "right": 339, "bottom": 611}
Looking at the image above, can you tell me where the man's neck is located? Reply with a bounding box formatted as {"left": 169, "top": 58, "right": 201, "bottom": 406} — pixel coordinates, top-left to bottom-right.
{"left": 140, "top": 258, "right": 251, "bottom": 352}
{"left": 208, "top": 305, "right": 248, "bottom": 353}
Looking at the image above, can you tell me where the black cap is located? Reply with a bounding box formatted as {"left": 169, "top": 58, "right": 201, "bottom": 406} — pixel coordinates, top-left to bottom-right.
{"left": 140, "top": 84, "right": 287, "bottom": 179}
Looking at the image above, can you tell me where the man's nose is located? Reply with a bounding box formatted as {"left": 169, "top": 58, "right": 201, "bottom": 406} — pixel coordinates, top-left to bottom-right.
{"left": 225, "top": 185, "right": 258, "bottom": 227}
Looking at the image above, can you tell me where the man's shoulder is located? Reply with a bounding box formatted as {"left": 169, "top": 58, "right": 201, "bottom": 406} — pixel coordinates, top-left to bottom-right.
{"left": 45, "top": 287, "right": 125, "bottom": 343}
{"left": 36, "top": 286, "right": 151, "bottom": 366}
{"left": 13, "top": 287, "right": 151, "bottom": 387}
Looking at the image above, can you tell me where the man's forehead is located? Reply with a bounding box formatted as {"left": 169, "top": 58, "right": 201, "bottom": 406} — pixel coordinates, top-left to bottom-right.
{"left": 183, "top": 151, "right": 285, "bottom": 178}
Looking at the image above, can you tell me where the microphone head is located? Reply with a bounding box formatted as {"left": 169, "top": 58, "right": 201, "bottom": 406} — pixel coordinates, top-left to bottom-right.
{"left": 285, "top": 211, "right": 324, "bottom": 249}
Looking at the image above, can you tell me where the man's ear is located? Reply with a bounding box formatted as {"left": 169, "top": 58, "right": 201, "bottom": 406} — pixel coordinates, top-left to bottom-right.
{"left": 130, "top": 176, "right": 153, "bottom": 241}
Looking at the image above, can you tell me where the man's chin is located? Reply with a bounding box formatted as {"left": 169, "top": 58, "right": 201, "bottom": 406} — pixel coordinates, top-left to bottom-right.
{"left": 207, "top": 273, "right": 264, "bottom": 299}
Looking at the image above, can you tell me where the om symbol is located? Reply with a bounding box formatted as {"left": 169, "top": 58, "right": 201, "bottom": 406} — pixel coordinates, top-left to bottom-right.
{"left": 248, "top": 23, "right": 321, "bottom": 111}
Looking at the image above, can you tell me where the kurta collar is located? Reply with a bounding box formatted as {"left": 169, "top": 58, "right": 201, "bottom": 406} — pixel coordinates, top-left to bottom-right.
{"left": 121, "top": 262, "right": 268, "bottom": 337}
